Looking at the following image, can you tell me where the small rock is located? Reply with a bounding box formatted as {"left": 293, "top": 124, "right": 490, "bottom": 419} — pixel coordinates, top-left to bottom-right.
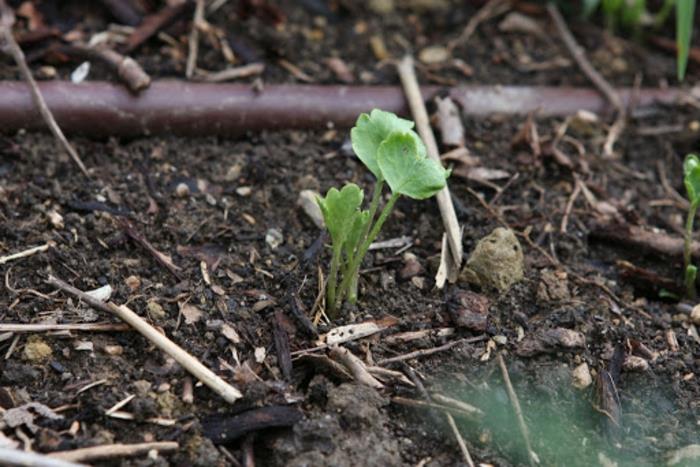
{"left": 537, "top": 269, "right": 570, "bottom": 302}
{"left": 23, "top": 336, "right": 52, "bottom": 362}
{"left": 85, "top": 284, "right": 113, "bottom": 302}
{"left": 236, "top": 186, "right": 252, "bottom": 197}
{"left": 147, "top": 300, "right": 166, "bottom": 320}
{"left": 224, "top": 163, "right": 242, "bottom": 182}
{"left": 103, "top": 345, "right": 123, "bottom": 356}
{"left": 297, "top": 190, "right": 324, "bottom": 229}
{"left": 461, "top": 227, "right": 524, "bottom": 292}
{"left": 691, "top": 304, "right": 700, "bottom": 325}
{"left": 447, "top": 290, "right": 490, "bottom": 332}
{"left": 125, "top": 275, "right": 141, "bottom": 292}
{"left": 74, "top": 341, "right": 93, "bottom": 352}
{"left": 399, "top": 253, "right": 423, "bottom": 280}
{"left": 572, "top": 362, "right": 592, "bottom": 389}
{"left": 418, "top": 45, "right": 449, "bottom": 64}
{"left": 174, "top": 183, "right": 190, "bottom": 198}
{"left": 47, "top": 210, "right": 64, "bottom": 229}
{"left": 266, "top": 228, "right": 284, "bottom": 249}
{"left": 411, "top": 276, "right": 425, "bottom": 289}
{"left": 623, "top": 355, "right": 649, "bottom": 372}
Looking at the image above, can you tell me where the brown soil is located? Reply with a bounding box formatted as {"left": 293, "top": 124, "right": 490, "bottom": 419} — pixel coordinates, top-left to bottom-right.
{"left": 1, "top": 1, "right": 699, "bottom": 466}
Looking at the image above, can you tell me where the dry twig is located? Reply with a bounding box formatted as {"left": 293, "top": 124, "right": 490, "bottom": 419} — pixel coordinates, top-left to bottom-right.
{"left": 547, "top": 3, "right": 625, "bottom": 158}
{"left": 0, "top": 323, "right": 129, "bottom": 332}
{"left": 397, "top": 56, "right": 463, "bottom": 284}
{"left": 48, "top": 442, "right": 178, "bottom": 463}
{"left": 186, "top": 0, "right": 206, "bottom": 79}
{"left": 0, "top": 242, "right": 53, "bottom": 265}
{"left": 0, "top": 1, "right": 89, "bottom": 176}
{"left": 377, "top": 335, "right": 487, "bottom": 365}
{"left": 498, "top": 354, "right": 537, "bottom": 467}
{"left": 448, "top": 0, "right": 511, "bottom": 51}
{"left": 0, "top": 447, "right": 85, "bottom": 467}
{"left": 46, "top": 275, "right": 243, "bottom": 404}
{"left": 329, "top": 346, "right": 383, "bottom": 389}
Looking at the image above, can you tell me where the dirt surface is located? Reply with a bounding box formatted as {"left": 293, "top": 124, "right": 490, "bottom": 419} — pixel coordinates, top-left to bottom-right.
{"left": 1, "top": 1, "right": 700, "bottom": 466}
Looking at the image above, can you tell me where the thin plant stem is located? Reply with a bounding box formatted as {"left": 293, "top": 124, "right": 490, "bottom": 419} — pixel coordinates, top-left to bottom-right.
{"left": 684, "top": 201, "right": 698, "bottom": 299}
{"left": 335, "top": 193, "right": 399, "bottom": 310}
{"left": 326, "top": 245, "right": 342, "bottom": 317}
{"left": 346, "top": 180, "right": 384, "bottom": 304}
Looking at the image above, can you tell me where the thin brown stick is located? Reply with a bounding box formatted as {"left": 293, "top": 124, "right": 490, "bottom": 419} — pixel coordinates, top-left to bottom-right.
{"left": 397, "top": 56, "right": 463, "bottom": 279}
{"left": 445, "top": 412, "right": 475, "bottom": 467}
{"left": 448, "top": 0, "right": 511, "bottom": 51}
{"left": 498, "top": 354, "right": 537, "bottom": 467}
{"left": 0, "top": 323, "right": 129, "bottom": 332}
{"left": 46, "top": 275, "right": 243, "bottom": 404}
{"left": 0, "top": 1, "right": 89, "bottom": 177}
{"left": 186, "top": 0, "right": 205, "bottom": 79}
{"left": 560, "top": 179, "right": 582, "bottom": 233}
{"left": 55, "top": 44, "right": 150, "bottom": 93}
{"left": 48, "top": 442, "right": 178, "bottom": 462}
{"left": 547, "top": 3, "right": 625, "bottom": 158}
{"left": 0, "top": 242, "right": 53, "bottom": 265}
{"left": 377, "top": 335, "right": 488, "bottom": 365}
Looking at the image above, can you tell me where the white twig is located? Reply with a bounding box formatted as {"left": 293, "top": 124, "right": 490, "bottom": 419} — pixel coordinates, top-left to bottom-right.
{"left": 330, "top": 346, "right": 383, "bottom": 389}
{"left": 396, "top": 56, "right": 463, "bottom": 282}
{"left": 0, "top": 323, "right": 128, "bottom": 332}
{"left": 48, "top": 442, "right": 178, "bottom": 463}
{"left": 0, "top": 1, "right": 89, "bottom": 177}
{"left": 0, "top": 242, "right": 53, "bottom": 265}
{"left": 46, "top": 275, "right": 243, "bottom": 404}
{"left": 0, "top": 448, "right": 86, "bottom": 467}
{"left": 445, "top": 412, "right": 475, "bottom": 467}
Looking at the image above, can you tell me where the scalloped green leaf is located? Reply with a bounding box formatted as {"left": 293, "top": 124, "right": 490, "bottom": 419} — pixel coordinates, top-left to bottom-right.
{"left": 684, "top": 153, "right": 700, "bottom": 205}
{"left": 317, "top": 184, "right": 364, "bottom": 247}
{"left": 350, "top": 109, "right": 415, "bottom": 179}
{"left": 377, "top": 132, "right": 448, "bottom": 200}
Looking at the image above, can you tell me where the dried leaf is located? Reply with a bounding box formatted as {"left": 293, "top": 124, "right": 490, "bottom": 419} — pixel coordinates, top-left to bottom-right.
{"left": 180, "top": 303, "right": 204, "bottom": 325}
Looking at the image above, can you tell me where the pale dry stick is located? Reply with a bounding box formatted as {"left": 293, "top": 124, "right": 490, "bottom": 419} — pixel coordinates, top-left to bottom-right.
{"left": 546, "top": 3, "right": 625, "bottom": 159}
{"left": 397, "top": 56, "right": 463, "bottom": 279}
{"left": 497, "top": 354, "right": 537, "bottom": 467}
{"left": 0, "top": 447, "right": 86, "bottom": 467}
{"left": 198, "top": 63, "right": 265, "bottom": 82}
{"left": 392, "top": 396, "right": 483, "bottom": 422}
{"left": 0, "top": 323, "right": 129, "bottom": 332}
{"left": 105, "top": 394, "right": 135, "bottom": 415}
{"left": 560, "top": 179, "right": 582, "bottom": 233}
{"left": 377, "top": 335, "right": 488, "bottom": 365}
{"left": 46, "top": 275, "right": 243, "bottom": 403}
{"left": 431, "top": 393, "right": 484, "bottom": 419}
{"left": 107, "top": 410, "right": 176, "bottom": 426}
{"left": 0, "top": 242, "right": 53, "bottom": 265}
{"left": 447, "top": 0, "right": 511, "bottom": 51}
{"left": 445, "top": 412, "right": 475, "bottom": 467}
{"left": 0, "top": 1, "right": 89, "bottom": 177}
{"left": 48, "top": 442, "right": 178, "bottom": 463}
{"left": 329, "top": 346, "right": 384, "bottom": 389}
{"left": 186, "top": 0, "right": 205, "bottom": 79}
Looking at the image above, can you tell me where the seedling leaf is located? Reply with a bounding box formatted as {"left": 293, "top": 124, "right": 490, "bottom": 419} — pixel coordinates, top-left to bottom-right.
{"left": 351, "top": 109, "right": 415, "bottom": 179}
{"left": 377, "top": 132, "right": 449, "bottom": 200}
{"left": 318, "top": 184, "right": 364, "bottom": 247}
{"left": 676, "top": 0, "right": 696, "bottom": 81}
{"left": 684, "top": 153, "right": 700, "bottom": 205}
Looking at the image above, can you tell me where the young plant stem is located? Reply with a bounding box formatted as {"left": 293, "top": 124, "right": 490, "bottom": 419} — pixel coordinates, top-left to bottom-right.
{"left": 334, "top": 193, "right": 400, "bottom": 310}
{"left": 326, "top": 245, "right": 343, "bottom": 317}
{"left": 684, "top": 201, "right": 698, "bottom": 299}
{"left": 347, "top": 180, "right": 385, "bottom": 305}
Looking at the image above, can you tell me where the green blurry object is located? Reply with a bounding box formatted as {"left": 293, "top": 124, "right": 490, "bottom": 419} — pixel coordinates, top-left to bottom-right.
{"left": 677, "top": 0, "right": 696, "bottom": 80}
{"left": 683, "top": 153, "right": 700, "bottom": 299}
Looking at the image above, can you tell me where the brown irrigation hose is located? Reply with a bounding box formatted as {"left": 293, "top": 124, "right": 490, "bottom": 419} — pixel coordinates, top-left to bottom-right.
{"left": 0, "top": 80, "right": 685, "bottom": 137}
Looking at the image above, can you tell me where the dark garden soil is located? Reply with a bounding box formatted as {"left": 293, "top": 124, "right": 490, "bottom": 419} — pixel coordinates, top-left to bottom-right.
{"left": 1, "top": 1, "right": 700, "bottom": 466}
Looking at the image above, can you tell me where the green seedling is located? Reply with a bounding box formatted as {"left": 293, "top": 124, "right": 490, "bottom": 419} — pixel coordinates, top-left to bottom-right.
{"left": 683, "top": 153, "right": 700, "bottom": 299}
{"left": 318, "top": 109, "right": 449, "bottom": 316}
